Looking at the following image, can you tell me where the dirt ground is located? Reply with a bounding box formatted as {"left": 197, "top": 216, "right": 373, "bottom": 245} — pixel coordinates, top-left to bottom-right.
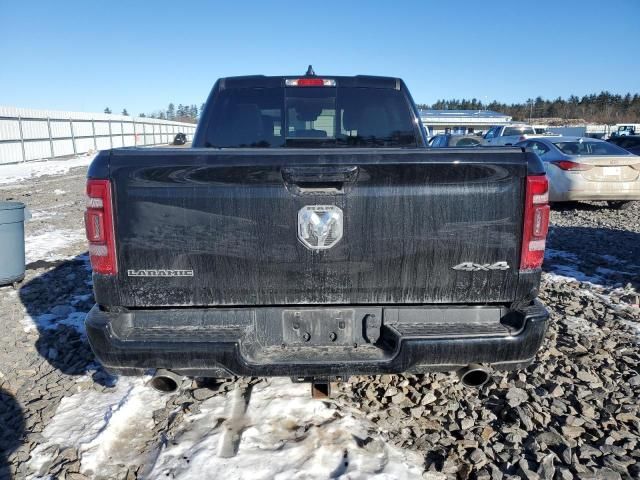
{"left": 0, "top": 161, "right": 638, "bottom": 480}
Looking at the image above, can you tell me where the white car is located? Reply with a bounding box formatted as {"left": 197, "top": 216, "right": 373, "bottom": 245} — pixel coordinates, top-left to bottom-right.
{"left": 483, "top": 124, "right": 555, "bottom": 146}
{"left": 517, "top": 136, "right": 640, "bottom": 208}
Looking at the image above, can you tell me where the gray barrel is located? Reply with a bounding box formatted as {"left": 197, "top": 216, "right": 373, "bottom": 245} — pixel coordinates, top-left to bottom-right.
{"left": 0, "top": 202, "right": 26, "bottom": 285}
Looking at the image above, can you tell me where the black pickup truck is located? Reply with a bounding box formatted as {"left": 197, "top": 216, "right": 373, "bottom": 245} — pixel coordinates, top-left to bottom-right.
{"left": 84, "top": 70, "right": 550, "bottom": 389}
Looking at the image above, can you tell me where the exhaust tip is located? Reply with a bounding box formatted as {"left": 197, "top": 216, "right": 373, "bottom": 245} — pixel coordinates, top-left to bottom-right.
{"left": 149, "top": 369, "right": 181, "bottom": 393}
{"left": 458, "top": 364, "right": 491, "bottom": 389}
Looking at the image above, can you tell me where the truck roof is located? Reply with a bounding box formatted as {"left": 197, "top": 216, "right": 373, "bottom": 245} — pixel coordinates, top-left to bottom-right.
{"left": 219, "top": 75, "right": 402, "bottom": 90}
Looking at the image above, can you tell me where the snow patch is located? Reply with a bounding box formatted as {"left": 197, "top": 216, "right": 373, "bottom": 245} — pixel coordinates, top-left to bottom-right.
{"left": 543, "top": 271, "right": 602, "bottom": 288}
{"left": 28, "top": 378, "right": 424, "bottom": 479}
{"left": 147, "top": 378, "right": 424, "bottom": 480}
{"left": 27, "top": 378, "right": 167, "bottom": 479}
{"left": 30, "top": 210, "right": 61, "bottom": 221}
{"left": 544, "top": 248, "right": 605, "bottom": 284}
{"left": 545, "top": 248, "right": 639, "bottom": 286}
{"left": 20, "top": 316, "right": 36, "bottom": 333}
{"left": 22, "top": 310, "right": 87, "bottom": 334}
{"left": 544, "top": 272, "right": 637, "bottom": 307}
{"left": 25, "top": 228, "right": 86, "bottom": 263}
{"left": 0, "top": 153, "right": 95, "bottom": 185}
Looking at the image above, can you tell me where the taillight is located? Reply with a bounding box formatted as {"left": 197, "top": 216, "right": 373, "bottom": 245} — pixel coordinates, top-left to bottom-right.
{"left": 285, "top": 78, "right": 336, "bottom": 87}
{"left": 520, "top": 175, "right": 550, "bottom": 271}
{"left": 551, "top": 160, "right": 593, "bottom": 171}
{"left": 85, "top": 179, "right": 117, "bottom": 275}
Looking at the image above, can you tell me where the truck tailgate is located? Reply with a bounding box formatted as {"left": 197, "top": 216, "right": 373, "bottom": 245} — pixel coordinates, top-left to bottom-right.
{"left": 101, "top": 148, "right": 527, "bottom": 307}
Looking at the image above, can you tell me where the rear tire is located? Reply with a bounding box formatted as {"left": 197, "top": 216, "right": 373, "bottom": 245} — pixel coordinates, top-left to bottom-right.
{"left": 607, "top": 201, "right": 635, "bottom": 210}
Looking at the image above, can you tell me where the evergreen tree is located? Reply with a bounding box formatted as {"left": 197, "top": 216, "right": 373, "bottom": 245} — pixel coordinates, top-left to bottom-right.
{"left": 122, "top": 108, "right": 129, "bottom": 116}
{"left": 167, "top": 103, "right": 175, "bottom": 120}
{"left": 104, "top": 107, "right": 112, "bottom": 114}
{"left": 418, "top": 91, "right": 640, "bottom": 123}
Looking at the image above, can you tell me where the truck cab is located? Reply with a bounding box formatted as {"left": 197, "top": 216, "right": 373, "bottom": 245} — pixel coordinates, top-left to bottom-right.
{"left": 614, "top": 125, "right": 637, "bottom": 137}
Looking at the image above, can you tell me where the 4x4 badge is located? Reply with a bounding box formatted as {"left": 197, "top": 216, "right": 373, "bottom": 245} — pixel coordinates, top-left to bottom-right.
{"left": 452, "top": 262, "right": 510, "bottom": 272}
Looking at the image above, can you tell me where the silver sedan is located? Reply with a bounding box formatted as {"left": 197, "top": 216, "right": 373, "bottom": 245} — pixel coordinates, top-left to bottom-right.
{"left": 516, "top": 136, "right": 640, "bottom": 209}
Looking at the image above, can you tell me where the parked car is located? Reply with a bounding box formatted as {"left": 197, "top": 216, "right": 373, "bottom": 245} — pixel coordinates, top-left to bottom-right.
{"left": 484, "top": 124, "right": 533, "bottom": 145}
{"left": 428, "top": 134, "right": 482, "bottom": 147}
{"left": 483, "top": 124, "right": 553, "bottom": 146}
{"left": 84, "top": 70, "right": 550, "bottom": 393}
{"left": 516, "top": 136, "right": 640, "bottom": 209}
{"left": 173, "top": 132, "right": 187, "bottom": 145}
{"left": 611, "top": 124, "right": 638, "bottom": 137}
{"left": 607, "top": 135, "right": 640, "bottom": 155}
{"left": 534, "top": 128, "right": 559, "bottom": 136}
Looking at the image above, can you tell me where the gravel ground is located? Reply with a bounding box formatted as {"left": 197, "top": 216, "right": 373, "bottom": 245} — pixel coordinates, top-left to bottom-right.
{"left": 0, "top": 165, "right": 638, "bottom": 480}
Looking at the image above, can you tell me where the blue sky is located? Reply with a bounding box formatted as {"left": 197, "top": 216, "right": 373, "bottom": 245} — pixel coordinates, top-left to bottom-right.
{"left": 1, "top": 0, "right": 638, "bottom": 114}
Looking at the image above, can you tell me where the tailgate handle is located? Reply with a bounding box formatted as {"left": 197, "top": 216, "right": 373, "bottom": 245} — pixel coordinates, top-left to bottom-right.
{"left": 282, "top": 166, "right": 358, "bottom": 191}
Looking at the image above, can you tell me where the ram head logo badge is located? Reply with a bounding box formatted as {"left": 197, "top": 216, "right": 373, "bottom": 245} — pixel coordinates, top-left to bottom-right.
{"left": 298, "top": 205, "right": 343, "bottom": 250}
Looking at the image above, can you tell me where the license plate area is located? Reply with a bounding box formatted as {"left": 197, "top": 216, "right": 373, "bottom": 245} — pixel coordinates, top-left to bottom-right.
{"left": 282, "top": 309, "right": 355, "bottom": 346}
{"left": 603, "top": 166, "right": 621, "bottom": 176}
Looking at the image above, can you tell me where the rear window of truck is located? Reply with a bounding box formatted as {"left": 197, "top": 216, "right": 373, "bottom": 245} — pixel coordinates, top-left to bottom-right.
{"left": 204, "top": 87, "right": 418, "bottom": 148}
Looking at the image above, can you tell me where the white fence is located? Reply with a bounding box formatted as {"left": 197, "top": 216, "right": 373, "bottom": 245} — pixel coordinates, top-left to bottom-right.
{"left": 0, "top": 105, "right": 198, "bottom": 165}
